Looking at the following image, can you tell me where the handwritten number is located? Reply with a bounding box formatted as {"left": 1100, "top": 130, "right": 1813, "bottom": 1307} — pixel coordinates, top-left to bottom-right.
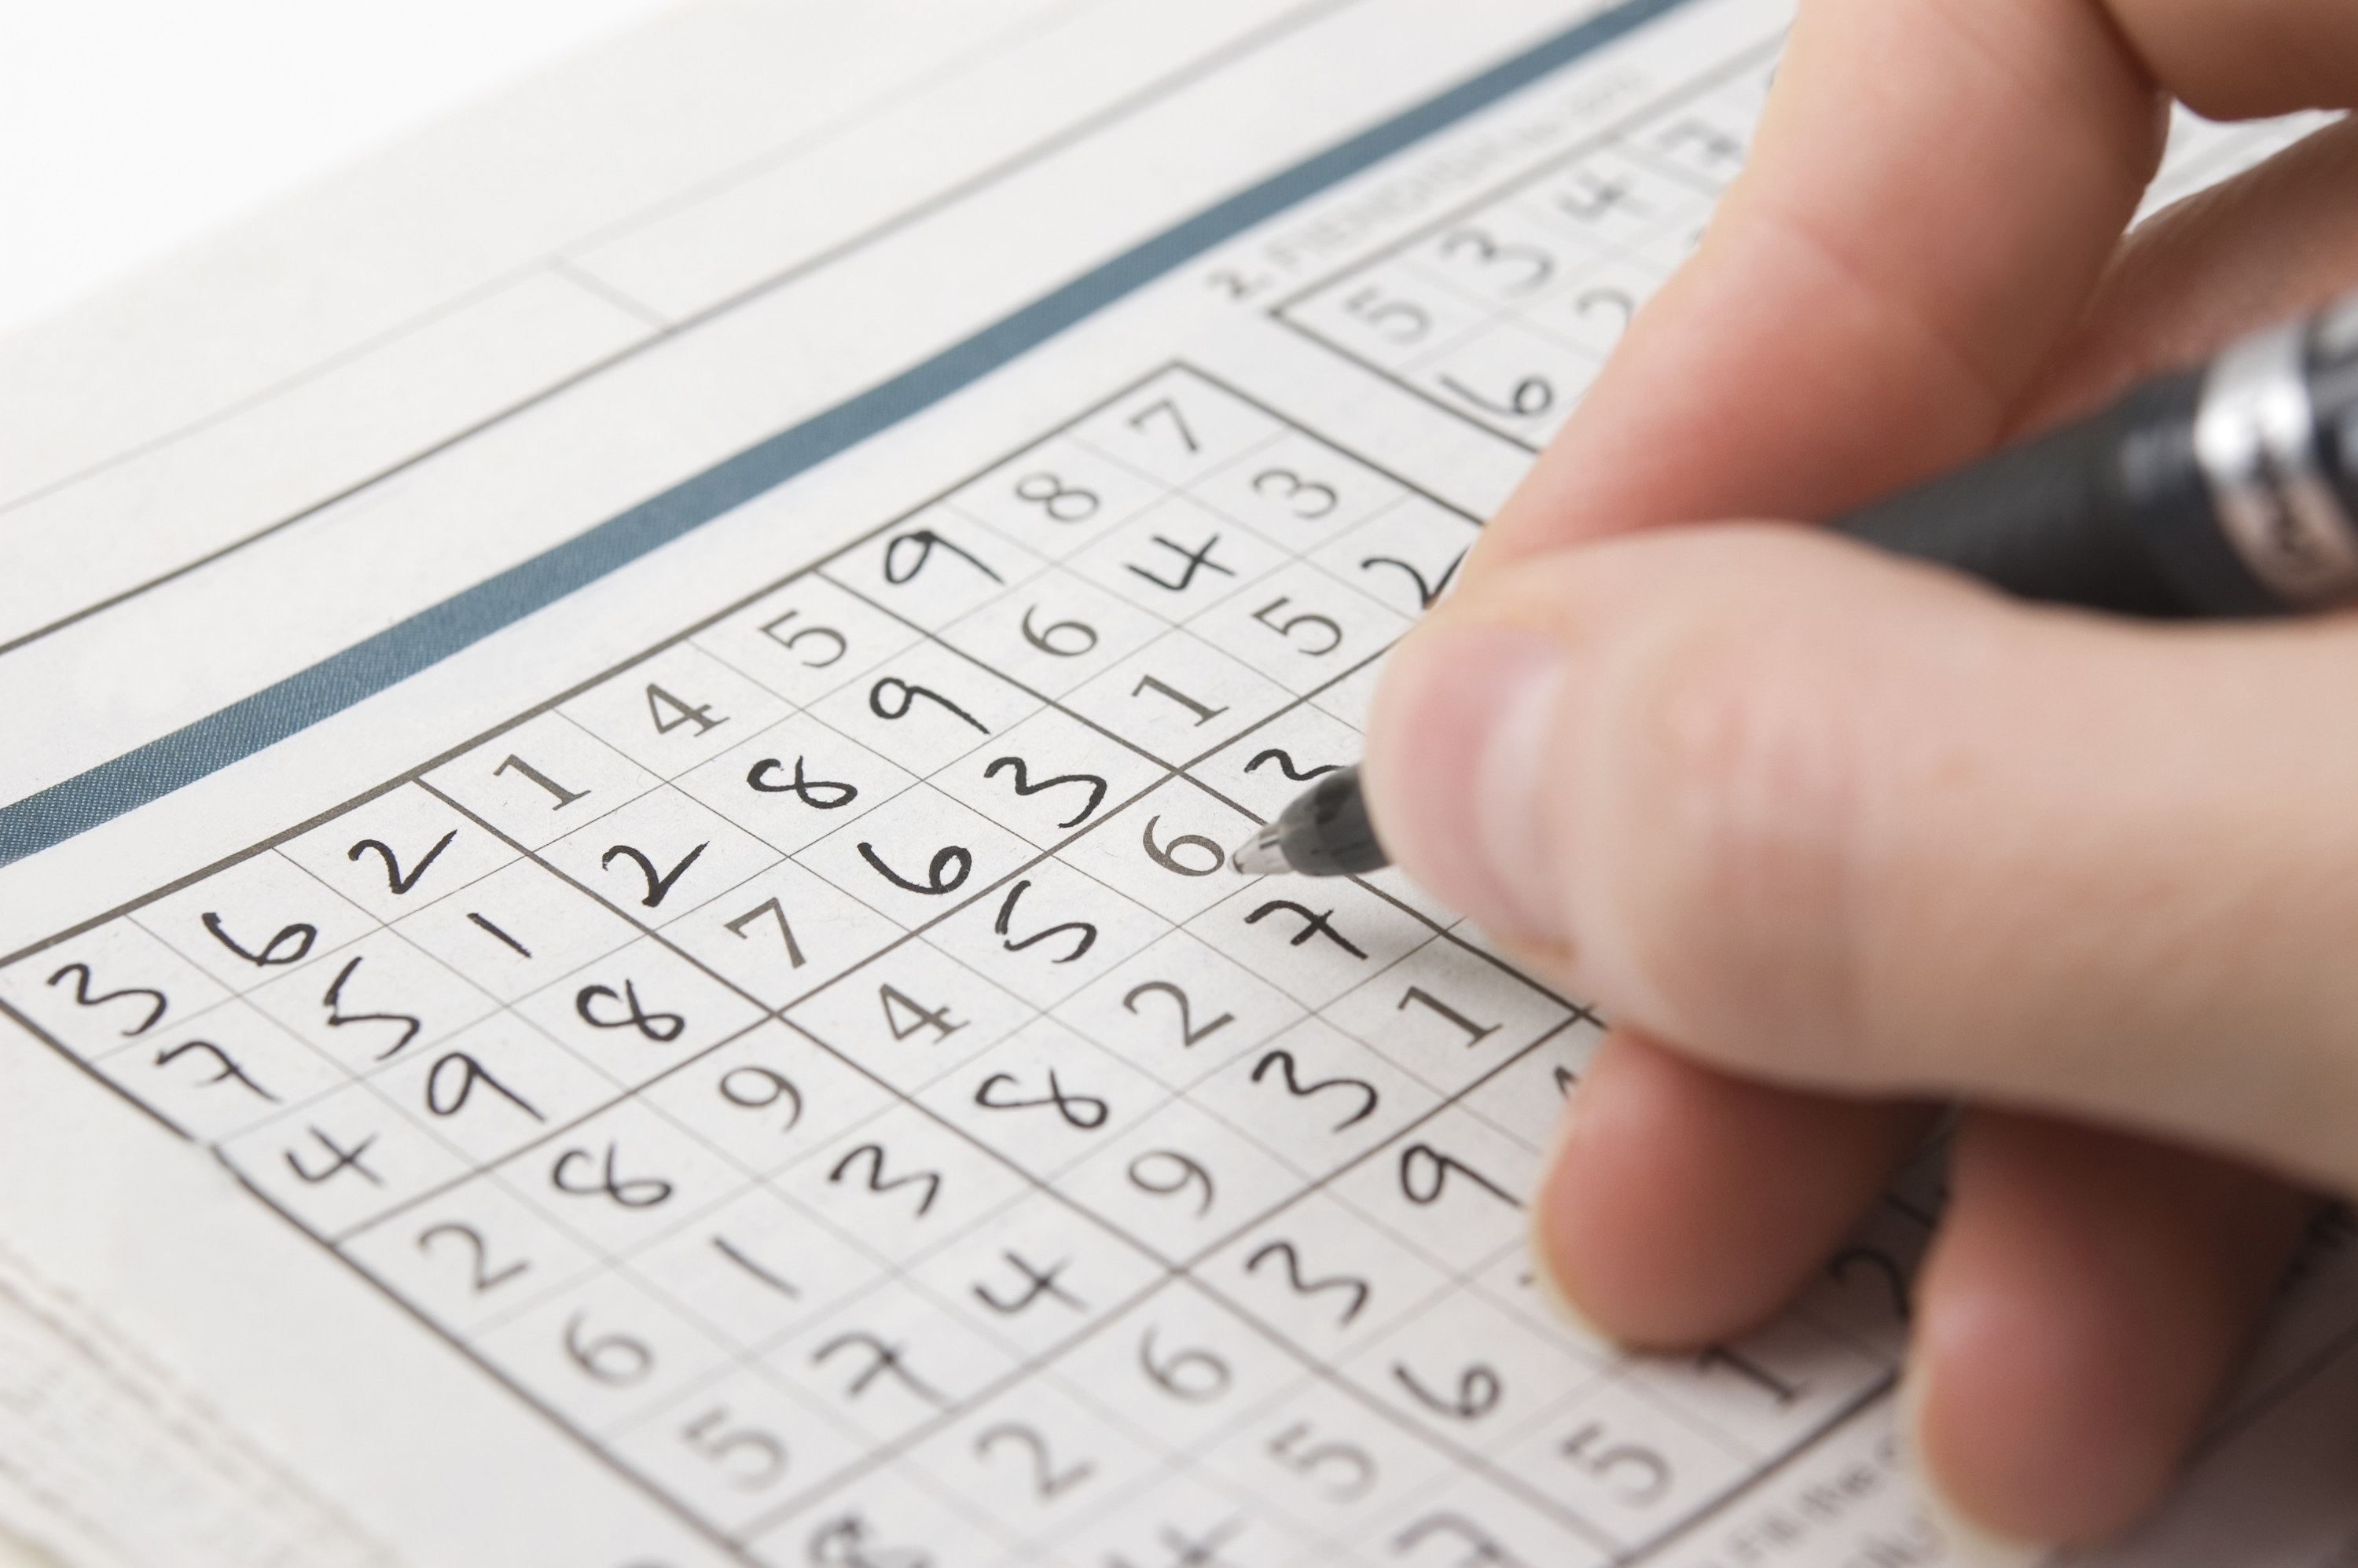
{"left": 1346, "top": 285, "right": 1428, "bottom": 343}
{"left": 646, "top": 683, "right": 725, "bottom": 736}
{"left": 1561, "top": 1422, "right": 1673, "bottom": 1504}
{"left": 494, "top": 755, "right": 588, "bottom": 809}
{"left": 718, "top": 1066, "right": 803, "bottom": 1131}
{"left": 829, "top": 1144, "right": 942, "bottom": 1217}
{"left": 1250, "top": 597, "right": 1343, "bottom": 655}
{"left": 1245, "top": 1240, "right": 1369, "bottom": 1325}
{"left": 869, "top": 677, "right": 990, "bottom": 734}
{"left": 994, "top": 880, "right": 1097, "bottom": 964}
{"left": 347, "top": 830, "right": 455, "bottom": 895}
{"left": 975, "top": 1423, "right": 1094, "bottom": 1500}
{"left": 1251, "top": 1050, "right": 1376, "bottom": 1131}
{"left": 975, "top": 1069, "right": 1108, "bottom": 1129}
{"left": 1140, "top": 816, "right": 1225, "bottom": 876}
{"left": 1126, "top": 533, "right": 1234, "bottom": 593}
{"left": 1269, "top": 1422, "right": 1378, "bottom": 1500}
{"left": 425, "top": 1052, "right": 542, "bottom": 1121}
{"left": 1128, "top": 398, "right": 1198, "bottom": 454}
{"left": 551, "top": 1143, "right": 674, "bottom": 1208}
{"left": 984, "top": 756, "right": 1106, "bottom": 828}
{"left": 575, "top": 980, "right": 686, "bottom": 1042}
{"left": 1439, "top": 373, "right": 1554, "bottom": 420}
{"left": 601, "top": 842, "right": 707, "bottom": 909}
{"left": 418, "top": 1223, "right": 528, "bottom": 1293}
{"left": 747, "top": 756, "right": 857, "bottom": 808}
{"left": 1122, "top": 982, "right": 1233, "bottom": 1048}
{"left": 1245, "top": 900, "right": 1368, "bottom": 958}
{"left": 857, "top": 843, "right": 972, "bottom": 896}
{"left": 1019, "top": 605, "right": 1098, "bottom": 657}
{"left": 201, "top": 913, "right": 315, "bottom": 968}
{"left": 1827, "top": 1246, "right": 1912, "bottom": 1322}
{"left": 758, "top": 608, "right": 847, "bottom": 666}
{"left": 1394, "top": 1361, "right": 1501, "bottom": 1421}
{"left": 1398, "top": 1144, "right": 1521, "bottom": 1209}
{"left": 1438, "top": 226, "right": 1555, "bottom": 293}
{"left": 883, "top": 530, "right": 1001, "bottom": 585}
{"left": 322, "top": 957, "right": 422, "bottom": 1060}
{"left": 1140, "top": 1330, "right": 1230, "bottom": 1403}
{"left": 1398, "top": 986, "right": 1500, "bottom": 1047}
{"left": 1251, "top": 468, "right": 1339, "bottom": 519}
{"left": 46, "top": 963, "right": 167, "bottom": 1036}
{"left": 680, "top": 1408, "right": 788, "bottom": 1490}
{"left": 1127, "top": 1151, "right": 1215, "bottom": 1216}
{"left": 153, "top": 1041, "right": 277, "bottom": 1100}
{"left": 1361, "top": 548, "right": 1466, "bottom": 610}
{"left": 565, "top": 1314, "right": 654, "bottom": 1384}
{"left": 725, "top": 898, "right": 807, "bottom": 969}
{"left": 1575, "top": 285, "right": 1637, "bottom": 333}
{"left": 1014, "top": 472, "right": 1100, "bottom": 522}
{"left": 880, "top": 984, "right": 964, "bottom": 1043}
{"left": 1131, "top": 674, "right": 1229, "bottom": 727}
{"left": 1244, "top": 748, "right": 1339, "bottom": 784}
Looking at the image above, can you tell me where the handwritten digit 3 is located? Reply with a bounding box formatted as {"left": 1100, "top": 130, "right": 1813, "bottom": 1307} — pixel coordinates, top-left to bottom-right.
{"left": 46, "top": 963, "right": 166, "bottom": 1036}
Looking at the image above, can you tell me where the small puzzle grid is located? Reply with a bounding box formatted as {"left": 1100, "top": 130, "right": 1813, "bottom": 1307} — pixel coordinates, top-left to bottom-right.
{"left": 0, "top": 365, "right": 1925, "bottom": 1567}
{"left": 1274, "top": 39, "right": 1777, "bottom": 452}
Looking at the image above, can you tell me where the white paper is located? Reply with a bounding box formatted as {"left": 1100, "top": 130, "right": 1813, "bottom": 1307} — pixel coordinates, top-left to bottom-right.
{"left": 0, "top": 2, "right": 2349, "bottom": 1564}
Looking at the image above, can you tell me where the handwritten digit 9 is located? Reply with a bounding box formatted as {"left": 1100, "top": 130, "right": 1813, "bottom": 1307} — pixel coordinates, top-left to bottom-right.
{"left": 1127, "top": 1150, "right": 1215, "bottom": 1216}
{"left": 718, "top": 1066, "right": 804, "bottom": 1132}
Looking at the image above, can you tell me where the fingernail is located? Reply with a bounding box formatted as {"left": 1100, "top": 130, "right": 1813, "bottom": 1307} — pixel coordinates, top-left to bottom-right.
{"left": 1898, "top": 1372, "right": 2051, "bottom": 1567}
{"left": 1366, "top": 622, "right": 1568, "bottom": 941}
{"left": 1526, "top": 1083, "right": 1618, "bottom": 1355}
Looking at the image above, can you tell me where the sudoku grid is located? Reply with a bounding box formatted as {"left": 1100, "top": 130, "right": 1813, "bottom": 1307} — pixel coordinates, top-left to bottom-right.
{"left": 0, "top": 365, "right": 1926, "bottom": 1567}
{"left": 1274, "top": 38, "right": 1777, "bottom": 452}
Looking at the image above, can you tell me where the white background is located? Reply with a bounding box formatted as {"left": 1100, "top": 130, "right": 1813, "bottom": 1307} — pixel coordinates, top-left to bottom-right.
{"left": 0, "top": 0, "right": 685, "bottom": 340}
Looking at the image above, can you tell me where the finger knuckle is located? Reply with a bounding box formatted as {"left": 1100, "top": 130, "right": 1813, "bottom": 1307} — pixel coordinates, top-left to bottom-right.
{"left": 1601, "top": 609, "right": 1885, "bottom": 1064}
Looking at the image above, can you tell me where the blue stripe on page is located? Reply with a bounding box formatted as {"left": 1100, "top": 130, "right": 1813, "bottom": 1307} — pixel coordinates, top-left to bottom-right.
{"left": 0, "top": 0, "right": 1693, "bottom": 869}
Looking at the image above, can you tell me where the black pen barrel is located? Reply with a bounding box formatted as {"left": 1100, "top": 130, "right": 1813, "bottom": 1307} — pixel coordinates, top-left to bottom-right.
{"left": 1828, "top": 369, "right": 2272, "bottom": 617}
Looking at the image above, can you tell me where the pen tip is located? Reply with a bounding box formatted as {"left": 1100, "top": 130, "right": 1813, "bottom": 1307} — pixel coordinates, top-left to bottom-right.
{"left": 1231, "top": 825, "right": 1291, "bottom": 876}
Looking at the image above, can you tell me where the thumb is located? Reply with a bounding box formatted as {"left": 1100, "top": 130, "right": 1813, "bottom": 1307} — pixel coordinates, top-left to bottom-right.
{"left": 1363, "top": 525, "right": 2358, "bottom": 1195}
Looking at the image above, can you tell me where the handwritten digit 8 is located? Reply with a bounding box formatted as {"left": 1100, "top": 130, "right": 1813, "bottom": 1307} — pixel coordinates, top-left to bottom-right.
{"left": 1013, "top": 472, "right": 1100, "bottom": 522}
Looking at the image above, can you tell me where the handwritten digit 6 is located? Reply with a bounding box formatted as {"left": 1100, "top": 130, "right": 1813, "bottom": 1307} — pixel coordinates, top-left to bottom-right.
{"left": 1140, "top": 1329, "right": 1231, "bottom": 1403}
{"left": 564, "top": 1313, "right": 655, "bottom": 1385}
{"left": 1140, "top": 815, "right": 1225, "bottom": 876}
{"left": 1393, "top": 1361, "right": 1502, "bottom": 1420}
{"left": 857, "top": 843, "right": 973, "bottom": 895}
{"left": 1019, "top": 605, "right": 1099, "bottom": 657}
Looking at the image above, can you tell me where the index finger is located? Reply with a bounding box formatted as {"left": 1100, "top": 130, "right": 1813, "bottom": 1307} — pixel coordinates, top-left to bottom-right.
{"left": 1478, "top": 0, "right": 2356, "bottom": 566}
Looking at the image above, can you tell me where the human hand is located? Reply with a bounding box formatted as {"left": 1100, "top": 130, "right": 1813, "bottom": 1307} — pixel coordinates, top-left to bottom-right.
{"left": 1362, "top": 0, "right": 2358, "bottom": 1548}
